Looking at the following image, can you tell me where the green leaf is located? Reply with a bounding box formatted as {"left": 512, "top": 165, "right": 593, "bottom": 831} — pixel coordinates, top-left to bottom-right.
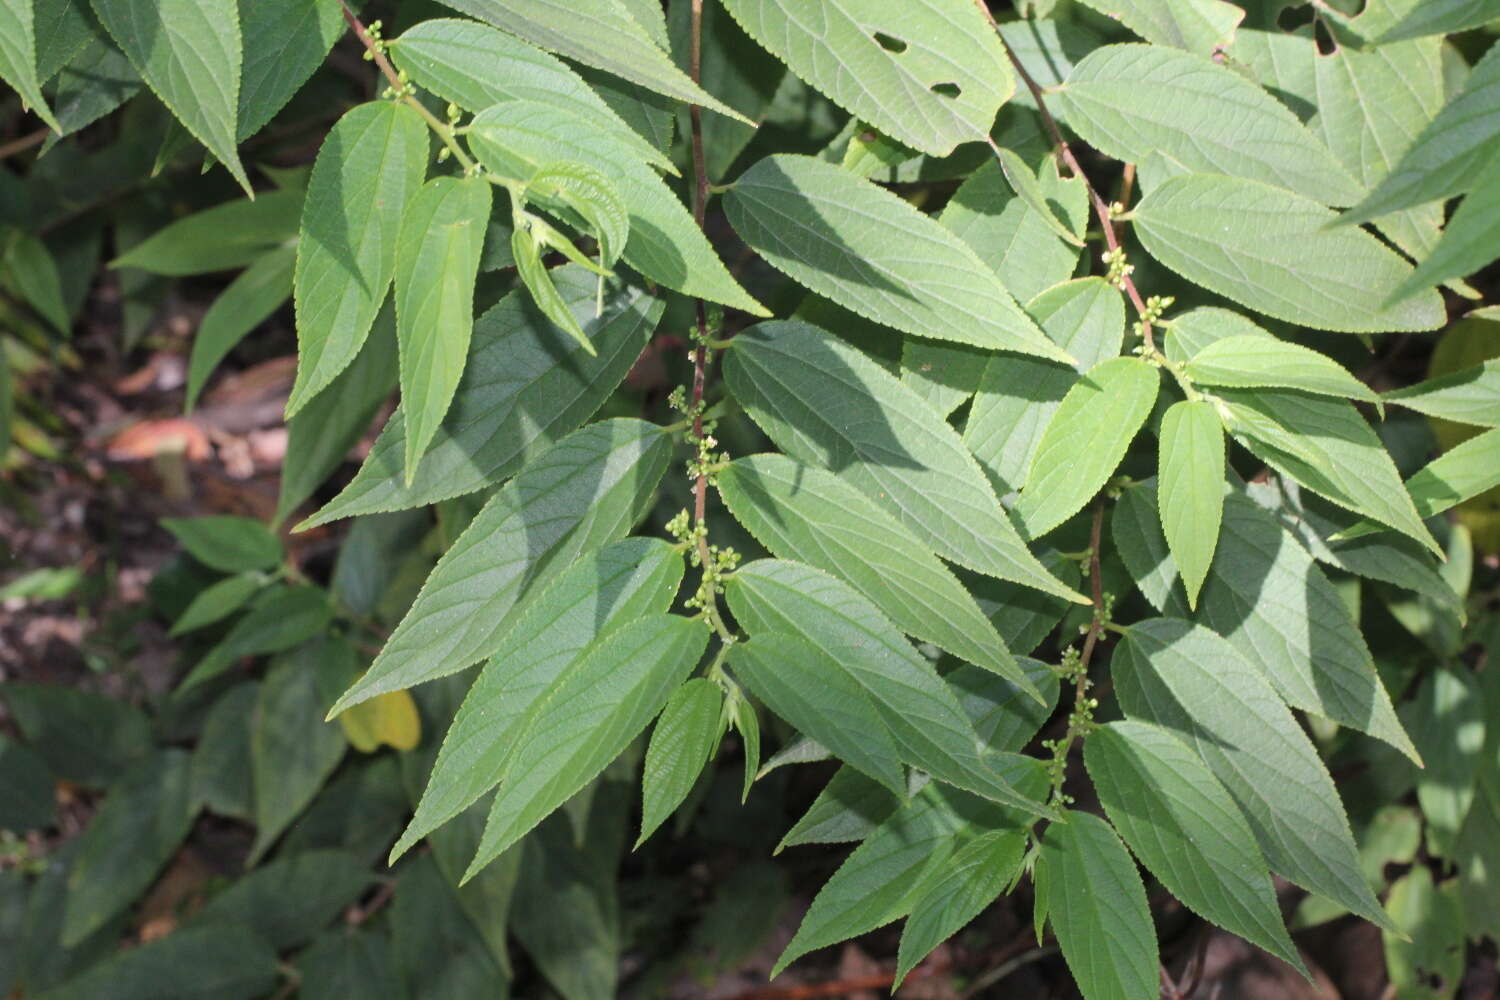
{"left": 193, "top": 850, "right": 372, "bottom": 949}
{"left": 1186, "top": 336, "right": 1378, "bottom": 404}
{"left": 511, "top": 229, "right": 598, "bottom": 354}
{"left": 327, "top": 418, "right": 671, "bottom": 716}
{"left": 1034, "top": 810, "right": 1158, "bottom": 1000}
{"left": 0, "top": 736, "right": 54, "bottom": 832}
{"left": 43, "top": 31, "right": 140, "bottom": 142}
{"left": 990, "top": 143, "right": 1083, "bottom": 246}
{"left": 1216, "top": 388, "right": 1440, "bottom": 554}
{"left": 725, "top": 559, "right": 1052, "bottom": 813}
{"left": 893, "top": 829, "right": 1026, "bottom": 987}
{"left": 726, "top": 156, "right": 1067, "bottom": 361}
{"left": 276, "top": 302, "right": 399, "bottom": 525}
{"left": 169, "top": 572, "right": 264, "bottom": 636}
{"left": 964, "top": 277, "right": 1126, "bottom": 495}
{"left": 1113, "top": 617, "right": 1395, "bottom": 930}
{"left": 951, "top": 658, "right": 1059, "bottom": 753}
{"left": 718, "top": 453, "right": 1023, "bottom": 686}
{"left": 1135, "top": 174, "right": 1444, "bottom": 333}
{"left": 940, "top": 153, "right": 1089, "bottom": 303}
{"left": 90, "top": 0, "right": 250, "bottom": 193}
{"left": 525, "top": 161, "right": 630, "bottom": 267}
{"left": 729, "top": 631, "right": 908, "bottom": 795}
{"left": 1385, "top": 358, "right": 1500, "bottom": 427}
{"left": 1163, "top": 306, "right": 1272, "bottom": 365}
{"left": 638, "top": 678, "right": 724, "bottom": 846}
{"left": 296, "top": 930, "right": 399, "bottom": 998}
{"left": 250, "top": 641, "right": 349, "bottom": 862}
{"left": 0, "top": 683, "right": 150, "bottom": 788}
{"left": 389, "top": 18, "right": 674, "bottom": 173}
{"left": 1382, "top": 867, "right": 1467, "bottom": 999}
{"left": 37, "top": 924, "right": 278, "bottom": 1000}
{"left": 301, "top": 269, "right": 662, "bottom": 525}
{"left": 60, "top": 750, "right": 196, "bottom": 946}
{"left": 287, "top": 101, "right": 429, "bottom": 416}
{"left": 110, "top": 189, "right": 302, "bottom": 276}
{"left": 1085, "top": 720, "right": 1304, "bottom": 971}
{"left": 1400, "top": 427, "right": 1500, "bottom": 520}
{"left": 236, "top": 0, "right": 344, "bottom": 138}
{"left": 394, "top": 176, "right": 490, "bottom": 482}
{"left": 465, "top": 614, "right": 707, "bottom": 879}
{"left": 511, "top": 811, "right": 619, "bottom": 999}
{"left": 0, "top": 0, "right": 63, "bottom": 132}
{"left": 467, "top": 100, "right": 763, "bottom": 315}
{"left": 1158, "top": 399, "right": 1224, "bottom": 609}
{"left": 161, "top": 515, "right": 281, "bottom": 573}
{"left": 1340, "top": 44, "right": 1500, "bottom": 225}
{"left": 778, "top": 767, "right": 901, "bottom": 851}
{"left": 391, "top": 854, "right": 509, "bottom": 994}
{"left": 1378, "top": 0, "right": 1500, "bottom": 41}
{"left": 1015, "top": 357, "right": 1159, "bottom": 538}
{"left": 1073, "top": 0, "right": 1241, "bottom": 54}
{"left": 724, "top": 321, "right": 1082, "bottom": 602}
{"left": 186, "top": 245, "right": 295, "bottom": 411}
{"left": 1, "top": 228, "right": 70, "bottom": 333}
{"left": 1405, "top": 668, "right": 1485, "bottom": 857}
{"left": 722, "top": 0, "right": 1011, "bottom": 156}
{"left": 34, "top": 0, "right": 94, "bottom": 81}
{"left": 1056, "top": 44, "right": 1358, "bottom": 205}
{"left": 436, "top": 0, "right": 749, "bottom": 123}
{"left": 190, "top": 683, "right": 256, "bottom": 819}
{"left": 1392, "top": 154, "right": 1500, "bottom": 302}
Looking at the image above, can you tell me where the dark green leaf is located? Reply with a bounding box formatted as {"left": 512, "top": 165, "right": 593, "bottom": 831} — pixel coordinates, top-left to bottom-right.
{"left": 160, "top": 515, "right": 281, "bottom": 573}
{"left": 638, "top": 678, "right": 723, "bottom": 845}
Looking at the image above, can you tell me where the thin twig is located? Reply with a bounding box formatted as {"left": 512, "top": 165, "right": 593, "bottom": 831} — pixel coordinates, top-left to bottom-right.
{"left": 972, "top": 0, "right": 1156, "bottom": 351}
{"left": 959, "top": 942, "right": 1059, "bottom": 998}
{"left": 0, "top": 127, "right": 48, "bottom": 161}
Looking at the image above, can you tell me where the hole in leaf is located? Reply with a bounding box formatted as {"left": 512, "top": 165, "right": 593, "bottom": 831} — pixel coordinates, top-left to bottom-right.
{"left": 1276, "top": 3, "right": 1315, "bottom": 30}
{"left": 873, "top": 32, "right": 907, "bottom": 53}
{"left": 1313, "top": 18, "right": 1339, "bottom": 54}
{"left": 930, "top": 82, "right": 961, "bottom": 99}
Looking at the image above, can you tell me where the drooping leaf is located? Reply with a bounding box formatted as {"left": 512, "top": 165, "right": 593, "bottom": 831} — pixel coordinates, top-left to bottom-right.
{"left": 328, "top": 419, "right": 672, "bottom": 716}
{"left": 1216, "top": 388, "right": 1440, "bottom": 554}
{"left": 1034, "top": 810, "right": 1158, "bottom": 1000}
{"left": 725, "top": 559, "right": 1052, "bottom": 812}
{"left": 638, "top": 678, "right": 725, "bottom": 846}
{"left": 1186, "top": 336, "right": 1378, "bottom": 404}
{"left": 287, "top": 101, "right": 429, "bottom": 416}
{"left": 1015, "top": 357, "right": 1159, "bottom": 538}
{"left": 465, "top": 614, "right": 707, "bottom": 878}
{"left": 724, "top": 321, "right": 1082, "bottom": 602}
{"left": 1085, "top": 720, "right": 1303, "bottom": 971}
{"left": 1073, "top": 0, "right": 1241, "bottom": 54}
{"left": 718, "top": 453, "right": 1022, "bottom": 683}
{"left": 1113, "top": 617, "right": 1395, "bottom": 930}
{"left": 90, "top": 0, "right": 250, "bottom": 192}
{"left": 186, "top": 245, "right": 295, "bottom": 412}
{"left": 394, "top": 176, "right": 490, "bottom": 481}
{"left": 964, "top": 277, "right": 1126, "bottom": 495}
{"left": 1056, "top": 44, "right": 1358, "bottom": 204}
{"left": 467, "top": 100, "right": 763, "bottom": 314}
{"left": 236, "top": 0, "right": 344, "bottom": 138}
{"left": 302, "top": 269, "right": 662, "bottom": 525}
{"left": 1135, "top": 173, "right": 1445, "bottom": 333}
{"left": 724, "top": 156, "right": 1069, "bottom": 362}
{"left": 1157, "top": 399, "right": 1224, "bottom": 609}
{"left": 721, "top": 0, "right": 1012, "bottom": 156}
{"left": 436, "top": 0, "right": 749, "bottom": 122}
{"left": 160, "top": 515, "right": 282, "bottom": 573}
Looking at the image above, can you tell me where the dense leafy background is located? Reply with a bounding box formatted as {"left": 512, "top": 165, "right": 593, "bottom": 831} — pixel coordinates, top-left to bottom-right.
{"left": 2, "top": 1, "right": 1499, "bottom": 998}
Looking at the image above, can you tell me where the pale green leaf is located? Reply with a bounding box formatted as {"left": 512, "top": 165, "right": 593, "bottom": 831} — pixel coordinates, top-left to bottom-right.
{"left": 161, "top": 515, "right": 281, "bottom": 573}
{"left": 90, "top": 0, "right": 249, "bottom": 193}
{"left": 1405, "top": 668, "right": 1486, "bottom": 857}
{"left": 724, "top": 320, "right": 1083, "bottom": 602}
{"left": 1085, "top": 720, "right": 1303, "bottom": 971}
{"left": 394, "top": 176, "right": 490, "bottom": 482}
{"left": 466, "top": 614, "right": 707, "bottom": 879}
{"left": 1392, "top": 154, "right": 1500, "bottom": 302}
{"left": 724, "top": 156, "right": 1069, "bottom": 362}
{"left": 729, "top": 632, "right": 907, "bottom": 795}
{"left": 1378, "top": 0, "right": 1500, "bottom": 43}
{"left": 718, "top": 453, "right": 1023, "bottom": 687}
{"left": 1382, "top": 867, "right": 1467, "bottom": 999}
{"left": 1385, "top": 358, "right": 1500, "bottom": 427}
{"left": 721, "top": 0, "right": 1012, "bottom": 156}
{"left": 436, "top": 0, "right": 749, "bottom": 123}
{"left": 1113, "top": 617, "right": 1395, "bottom": 930}
{"left": 1340, "top": 43, "right": 1500, "bottom": 225}
{"left": 186, "top": 245, "right": 295, "bottom": 411}
{"left": 236, "top": 0, "right": 343, "bottom": 138}
{"left": 1399, "top": 426, "right": 1500, "bottom": 520}
{"left": 1056, "top": 44, "right": 1358, "bottom": 205}
{"left": 1135, "top": 174, "right": 1444, "bottom": 333}
{"left": 893, "top": 829, "right": 1026, "bottom": 988}
{"left": 169, "top": 572, "right": 264, "bottom": 636}
{"left": 1074, "top": 0, "right": 1241, "bottom": 54}
{"left": 724, "top": 559, "right": 1052, "bottom": 813}
{"left": 0, "top": 0, "right": 62, "bottom": 132}
{"left": 1158, "top": 399, "right": 1224, "bottom": 609}
{"left": 991, "top": 143, "right": 1081, "bottom": 245}
{"left": 638, "top": 678, "right": 723, "bottom": 846}
{"left": 1015, "top": 356, "right": 1159, "bottom": 538}
{"left": 525, "top": 162, "right": 629, "bottom": 267}
{"left": 964, "top": 277, "right": 1126, "bottom": 495}
{"left": 1163, "top": 306, "right": 1272, "bottom": 365}
{"left": 389, "top": 18, "right": 674, "bottom": 173}
{"left": 393, "top": 537, "right": 683, "bottom": 861}
{"left": 467, "top": 100, "right": 763, "bottom": 315}
{"left": 1186, "top": 336, "right": 1378, "bottom": 404}
{"left": 287, "top": 101, "right": 428, "bottom": 416}
{"left": 301, "top": 269, "right": 662, "bottom": 525}
{"left": 1216, "top": 388, "right": 1440, "bottom": 553}
{"left": 326, "top": 418, "right": 671, "bottom": 716}
{"left": 1034, "top": 810, "right": 1157, "bottom": 1000}
{"left": 110, "top": 190, "right": 302, "bottom": 276}
{"left": 511, "top": 229, "right": 596, "bottom": 353}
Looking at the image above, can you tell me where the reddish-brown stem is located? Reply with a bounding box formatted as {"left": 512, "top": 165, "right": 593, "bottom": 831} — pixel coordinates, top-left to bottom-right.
{"left": 972, "top": 0, "right": 1155, "bottom": 351}
{"left": 339, "top": 2, "right": 401, "bottom": 91}
{"left": 688, "top": 0, "right": 714, "bottom": 571}
{"left": 0, "top": 127, "right": 48, "bottom": 161}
